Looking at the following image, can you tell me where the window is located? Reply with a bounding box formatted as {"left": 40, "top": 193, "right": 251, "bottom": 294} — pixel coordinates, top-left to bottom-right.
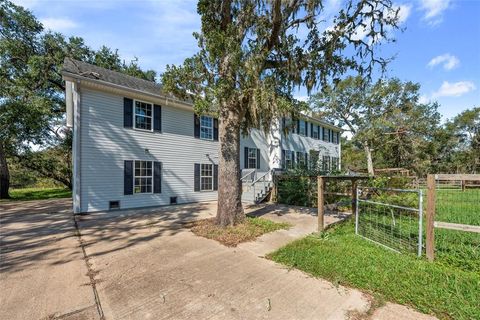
{"left": 298, "top": 120, "right": 307, "bottom": 136}
{"left": 312, "top": 125, "right": 319, "bottom": 139}
{"left": 134, "top": 161, "right": 153, "bottom": 193}
{"left": 200, "top": 116, "right": 213, "bottom": 140}
{"left": 200, "top": 164, "right": 213, "bottom": 191}
{"left": 332, "top": 131, "right": 338, "bottom": 144}
{"left": 247, "top": 148, "right": 258, "bottom": 169}
{"left": 323, "top": 127, "right": 330, "bottom": 142}
{"left": 285, "top": 151, "right": 293, "bottom": 169}
{"left": 310, "top": 150, "right": 319, "bottom": 170}
{"left": 134, "top": 100, "right": 153, "bottom": 131}
{"left": 322, "top": 156, "right": 331, "bottom": 172}
{"left": 331, "top": 157, "right": 339, "bottom": 171}
{"left": 297, "top": 152, "right": 306, "bottom": 168}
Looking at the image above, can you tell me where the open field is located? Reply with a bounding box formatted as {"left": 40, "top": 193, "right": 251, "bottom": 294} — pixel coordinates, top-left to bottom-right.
{"left": 0, "top": 187, "right": 72, "bottom": 202}
{"left": 270, "top": 187, "right": 480, "bottom": 320}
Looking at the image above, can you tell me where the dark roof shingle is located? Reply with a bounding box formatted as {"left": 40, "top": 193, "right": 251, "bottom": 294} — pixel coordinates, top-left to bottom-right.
{"left": 62, "top": 58, "right": 164, "bottom": 96}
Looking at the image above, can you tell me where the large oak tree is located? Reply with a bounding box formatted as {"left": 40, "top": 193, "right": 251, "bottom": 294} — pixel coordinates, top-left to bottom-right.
{"left": 162, "top": 0, "right": 402, "bottom": 226}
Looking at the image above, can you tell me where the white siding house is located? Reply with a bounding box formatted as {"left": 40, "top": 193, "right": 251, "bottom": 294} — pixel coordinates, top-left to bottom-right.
{"left": 63, "top": 58, "right": 341, "bottom": 213}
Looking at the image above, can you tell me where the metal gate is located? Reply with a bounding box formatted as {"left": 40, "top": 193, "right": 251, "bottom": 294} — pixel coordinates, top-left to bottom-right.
{"left": 355, "top": 187, "right": 423, "bottom": 256}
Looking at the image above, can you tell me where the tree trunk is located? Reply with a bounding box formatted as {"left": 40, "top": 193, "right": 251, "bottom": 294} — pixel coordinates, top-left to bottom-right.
{"left": 363, "top": 141, "right": 374, "bottom": 176}
{"left": 0, "top": 141, "right": 11, "bottom": 199}
{"left": 216, "top": 108, "right": 245, "bottom": 226}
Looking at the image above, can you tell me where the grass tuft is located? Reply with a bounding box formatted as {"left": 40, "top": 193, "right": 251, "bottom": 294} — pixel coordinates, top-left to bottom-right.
{"left": 191, "top": 217, "right": 291, "bottom": 247}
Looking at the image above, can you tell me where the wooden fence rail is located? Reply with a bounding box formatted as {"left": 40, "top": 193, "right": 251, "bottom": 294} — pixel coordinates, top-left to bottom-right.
{"left": 425, "top": 173, "right": 480, "bottom": 261}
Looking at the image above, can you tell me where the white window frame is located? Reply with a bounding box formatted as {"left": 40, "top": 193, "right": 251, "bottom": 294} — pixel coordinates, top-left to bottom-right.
{"left": 247, "top": 147, "right": 258, "bottom": 169}
{"left": 285, "top": 150, "right": 293, "bottom": 169}
{"left": 200, "top": 115, "right": 214, "bottom": 140}
{"left": 200, "top": 163, "right": 214, "bottom": 191}
{"left": 133, "top": 99, "right": 153, "bottom": 132}
{"left": 312, "top": 125, "right": 319, "bottom": 139}
{"left": 297, "top": 152, "right": 306, "bottom": 167}
{"left": 133, "top": 160, "right": 153, "bottom": 194}
{"left": 299, "top": 120, "right": 307, "bottom": 136}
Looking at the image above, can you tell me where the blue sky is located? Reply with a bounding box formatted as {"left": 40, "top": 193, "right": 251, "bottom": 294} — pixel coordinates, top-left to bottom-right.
{"left": 15, "top": 0, "right": 480, "bottom": 121}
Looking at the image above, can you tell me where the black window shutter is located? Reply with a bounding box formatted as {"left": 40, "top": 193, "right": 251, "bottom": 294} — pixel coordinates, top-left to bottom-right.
{"left": 213, "top": 164, "right": 218, "bottom": 190}
{"left": 282, "top": 117, "right": 286, "bottom": 132}
{"left": 153, "top": 105, "right": 162, "bottom": 132}
{"left": 310, "top": 123, "right": 313, "bottom": 137}
{"left": 317, "top": 125, "right": 320, "bottom": 140}
{"left": 124, "top": 160, "right": 133, "bottom": 195}
{"left": 291, "top": 151, "right": 295, "bottom": 165}
{"left": 296, "top": 120, "right": 300, "bottom": 134}
{"left": 305, "top": 152, "right": 309, "bottom": 168}
{"left": 337, "top": 132, "right": 340, "bottom": 144}
{"left": 281, "top": 149, "right": 285, "bottom": 169}
{"left": 194, "top": 114, "right": 200, "bottom": 138}
{"left": 305, "top": 121, "right": 308, "bottom": 136}
{"left": 124, "top": 98, "right": 133, "bottom": 128}
{"left": 194, "top": 163, "right": 200, "bottom": 191}
{"left": 329, "top": 129, "right": 333, "bottom": 142}
{"left": 153, "top": 162, "right": 162, "bottom": 193}
{"left": 213, "top": 118, "right": 219, "bottom": 141}
{"left": 244, "top": 147, "right": 249, "bottom": 168}
{"left": 256, "top": 148, "right": 260, "bottom": 169}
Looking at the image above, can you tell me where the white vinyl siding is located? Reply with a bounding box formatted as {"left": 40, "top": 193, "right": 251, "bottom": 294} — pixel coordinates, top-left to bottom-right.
{"left": 79, "top": 89, "right": 218, "bottom": 212}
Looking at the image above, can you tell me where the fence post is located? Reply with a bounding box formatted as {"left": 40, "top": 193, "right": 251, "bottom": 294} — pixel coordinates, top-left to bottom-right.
{"left": 426, "top": 174, "right": 436, "bottom": 261}
{"left": 351, "top": 179, "right": 358, "bottom": 216}
{"left": 317, "top": 176, "right": 324, "bottom": 232}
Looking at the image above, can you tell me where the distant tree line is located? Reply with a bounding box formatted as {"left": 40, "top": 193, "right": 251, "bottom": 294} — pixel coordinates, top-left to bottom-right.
{"left": 0, "top": 0, "right": 156, "bottom": 198}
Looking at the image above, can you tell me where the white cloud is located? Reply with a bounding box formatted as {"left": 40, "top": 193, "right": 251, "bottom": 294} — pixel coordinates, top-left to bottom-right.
{"left": 419, "top": 0, "right": 451, "bottom": 25}
{"left": 432, "top": 81, "right": 476, "bottom": 98}
{"left": 427, "top": 53, "right": 460, "bottom": 70}
{"left": 40, "top": 18, "right": 78, "bottom": 31}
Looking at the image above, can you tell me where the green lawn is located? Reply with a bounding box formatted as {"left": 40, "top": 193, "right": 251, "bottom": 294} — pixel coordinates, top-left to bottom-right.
{"left": 1, "top": 187, "right": 72, "bottom": 202}
{"left": 270, "top": 188, "right": 480, "bottom": 320}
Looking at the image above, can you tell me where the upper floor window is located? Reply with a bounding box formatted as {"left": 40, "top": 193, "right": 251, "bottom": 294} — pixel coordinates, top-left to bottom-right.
{"left": 332, "top": 131, "right": 338, "bottom": 144}
{"left": 323, "top": 127, "right": 330, "bottom": 142}
{"left": 134, "top": 160, "right": 153, "bottom": 193}
{"left": 298, "top": 120, "right": 307, "bottom": 136}
{"left": 200, "top": 164, "right": 213, "bottom": 191}
{"left": 200, "top": 116, "right": 213, "bottom": 140}
{"left": 312, "top": 125, "right": 320, "bottom": 139}
{"left": 134, "top": 101, "right": 153, "bottom": 131}
{"left": 247, "top": 148, "right": 258, "bottom": 169}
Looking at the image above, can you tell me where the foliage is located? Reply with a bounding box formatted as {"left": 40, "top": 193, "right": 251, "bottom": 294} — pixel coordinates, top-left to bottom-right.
{"left": 269, "top": 220, "right": 480, "bottom": 320}
{"left": 0, "top": 187, "right": 71, "bottom": 202}
{"left": 191, "top": 217, "right": 290, "bottom": 247}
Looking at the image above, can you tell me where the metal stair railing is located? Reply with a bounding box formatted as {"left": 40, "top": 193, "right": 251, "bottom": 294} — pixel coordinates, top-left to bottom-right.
{"left": 251, "top": 170, "right": 273, "bottom": 204}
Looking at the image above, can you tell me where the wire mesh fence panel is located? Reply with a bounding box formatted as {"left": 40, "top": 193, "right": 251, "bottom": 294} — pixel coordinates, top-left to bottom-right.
{"left": 433, "top": 177, "right": 480, "bottom": 272}
{"left": 356, "top": 187, "right": 423, "bottom": 256}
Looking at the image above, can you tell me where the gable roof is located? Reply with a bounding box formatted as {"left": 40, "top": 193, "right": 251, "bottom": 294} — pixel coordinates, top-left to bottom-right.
{"left": 62, "top": 58, "right": 164, "bottom": 97}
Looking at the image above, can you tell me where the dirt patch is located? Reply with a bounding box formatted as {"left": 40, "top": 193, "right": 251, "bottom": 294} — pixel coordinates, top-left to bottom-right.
{"left": 191, "top": 217, "right": 291, "bottom": 247}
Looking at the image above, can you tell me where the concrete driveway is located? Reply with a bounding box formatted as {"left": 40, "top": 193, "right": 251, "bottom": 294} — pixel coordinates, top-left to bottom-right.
{"left": 1, "top": 199, "right": 435, "bottom": 320}
{"left": 0, "top": 198, "right": 99, "bottom": 320}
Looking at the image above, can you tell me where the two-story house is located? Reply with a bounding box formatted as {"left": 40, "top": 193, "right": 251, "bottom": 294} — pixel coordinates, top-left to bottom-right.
{"left": 62, "top": 58, "right": 341, "bottom": 213}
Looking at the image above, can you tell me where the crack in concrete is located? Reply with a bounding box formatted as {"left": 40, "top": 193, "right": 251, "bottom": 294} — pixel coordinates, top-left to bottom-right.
{"left": 73, "top": 215, "right": 105, "bottom": 320}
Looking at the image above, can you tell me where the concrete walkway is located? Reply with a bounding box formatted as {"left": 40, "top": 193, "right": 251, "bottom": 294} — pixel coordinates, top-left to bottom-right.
{"left": 0, "top": 199, "right": 436, "bottom": 320}
{"left": 76, "top": 202, "right": 435, "bottom": 320}
{"left": 0, "top": 198, "right": 99, "bottom": 320}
